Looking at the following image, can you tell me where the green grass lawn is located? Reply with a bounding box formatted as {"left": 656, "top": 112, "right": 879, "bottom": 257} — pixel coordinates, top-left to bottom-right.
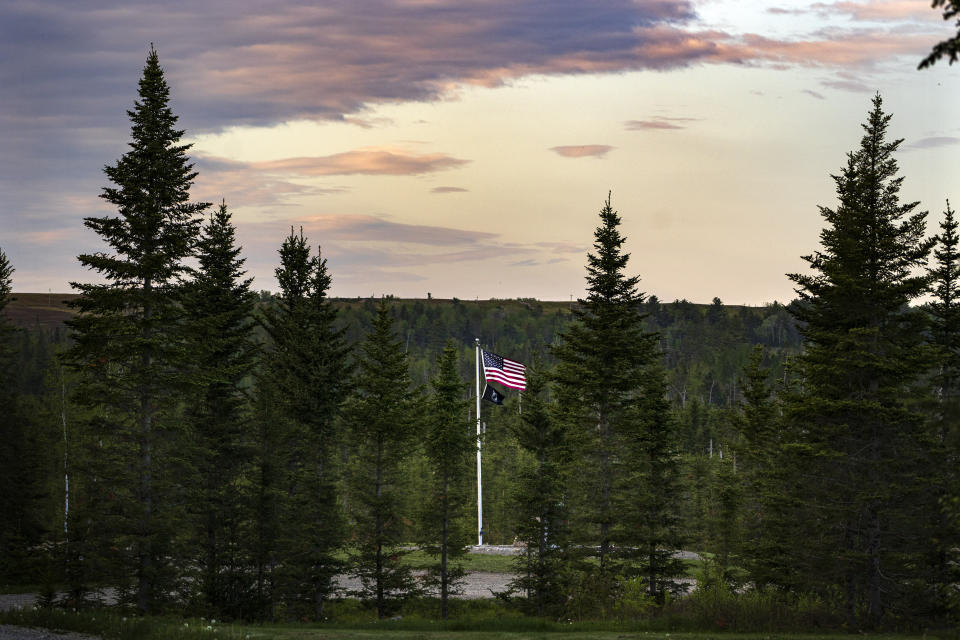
{"left": 0, "top": 607, "right": 942, "bottom": 640}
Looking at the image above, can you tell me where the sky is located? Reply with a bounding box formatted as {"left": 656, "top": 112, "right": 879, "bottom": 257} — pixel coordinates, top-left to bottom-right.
{"left": 1, "top": 0, "right": 958, "bottom": 304}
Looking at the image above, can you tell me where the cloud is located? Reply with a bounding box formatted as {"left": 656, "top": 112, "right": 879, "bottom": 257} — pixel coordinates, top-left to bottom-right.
{"left": 252, "top": 149, "right": 469, "bottom": 176}
{"left": 22, "top": 229, "right": 73, "bottom": 246}
{"left": 726, "top": 29, "right": 934, "bottom": 67}
{"left": 625, "top": 116, "right": 698, "bottom": 130}
{"left": 192, "top": 156, "right": 338, "bottom": 207}
{"left": 536, "top": 241, "right": 585, "bottom": 254}
{"left": 191, "top": 148, "right": 466, "bottom": 207}
{"left": 802, "top": 88, "right": 826, "bottom": 99}
{"left": 295, "top": 214, "right": 497, "bottom": 245}
{"left": 821, "top": 77, "right": 874, "bottom": 92}
{"left": 810, "top": 1, "right": 942, "bottom": 22}
{"left": 431, "top": 186, "right": 469, "bottom": 193}
{"left": 905, "top": 136, "right": 960, "bottom": 150}
{"left": 550, "top": 145, "right": 614, "bottom": 158}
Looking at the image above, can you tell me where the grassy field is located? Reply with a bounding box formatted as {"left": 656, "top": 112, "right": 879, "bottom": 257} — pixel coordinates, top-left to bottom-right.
{"left": 0, "top": 606, "right": 944, "bottom": 640}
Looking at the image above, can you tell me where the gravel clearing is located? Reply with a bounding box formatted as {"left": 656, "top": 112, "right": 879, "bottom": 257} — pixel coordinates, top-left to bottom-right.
{"left": 0, "top": 625, "right": 99, "bottom": 640}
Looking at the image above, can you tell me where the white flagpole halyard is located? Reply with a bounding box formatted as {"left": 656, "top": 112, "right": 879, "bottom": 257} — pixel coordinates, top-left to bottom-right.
{"left": 475, "top": 338, "right": 483, "bottom": 546}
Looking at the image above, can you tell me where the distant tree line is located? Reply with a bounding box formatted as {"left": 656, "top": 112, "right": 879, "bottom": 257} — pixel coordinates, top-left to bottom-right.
{"left": 0, "top": 50, "right": 957, "bottom": 631}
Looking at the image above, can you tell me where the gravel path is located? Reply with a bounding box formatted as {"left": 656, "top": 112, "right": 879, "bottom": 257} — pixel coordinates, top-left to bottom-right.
{"left": 0, "top": 625, "right": 99, "bottom": 640}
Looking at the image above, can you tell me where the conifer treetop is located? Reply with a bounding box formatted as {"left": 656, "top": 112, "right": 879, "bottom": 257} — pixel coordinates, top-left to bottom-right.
{"left": 77, "top": 46, "right": 207, "bottom": 292}
{"left": 0, "top": 248, "right": 13, "bottom": 313}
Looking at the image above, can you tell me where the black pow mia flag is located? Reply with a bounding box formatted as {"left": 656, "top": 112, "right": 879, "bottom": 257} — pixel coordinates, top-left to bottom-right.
{"left": 482, "top": 384, "right": 505, "bottom": 405}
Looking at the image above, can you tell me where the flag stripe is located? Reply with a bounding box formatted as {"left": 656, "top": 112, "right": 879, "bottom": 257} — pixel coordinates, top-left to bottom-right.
{"left": 482, "top": 350, "right": 527, "bottom": 391}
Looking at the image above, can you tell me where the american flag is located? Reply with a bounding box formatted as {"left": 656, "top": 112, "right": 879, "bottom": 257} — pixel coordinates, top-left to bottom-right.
{"left": 482, "top": 350, "right": 526, "bottom": 391}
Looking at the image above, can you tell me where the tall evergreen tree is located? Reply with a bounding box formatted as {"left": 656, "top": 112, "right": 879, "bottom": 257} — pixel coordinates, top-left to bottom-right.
{"left": 248, "top": 373, "right": 285, "bottom": 621}
{"left": 930, "top": 201, "right": 960, "bottom": 435}
{"left": 927, "top": 200, "right": 960, "bottom": 618}
{"left": 420, "top": 342, "right": 473, "bottom": 620}
{"left": 0, "top": 247, "right": 29, "bottom": 583}
{"left": 553, "top": 194, "right": 684, "bottom": 604}
{"left": 785, "top": 94, "right": 936, "bottom": 627}
{"left": 342, "top": 300, "right": 421, "bottom": 618}
{"left": 506, "top": 365, "right": 570, "bottom": 617}
{"left": 728, "top": 345, "right": 797, "bottom": 590}
{"left": 621, "top": 363, "right": 687, "bottom": 603}
{"left": 260, "top": 228, "right": 351, "bottom": 620}
{"left": 182, "top": 201, "right": 258, "bottom": 618}
{"left": 919, "top": 0, "right": 960, "bottom": 68}
{"left": 64, "top": 47, "right": 207, "bottom": 613}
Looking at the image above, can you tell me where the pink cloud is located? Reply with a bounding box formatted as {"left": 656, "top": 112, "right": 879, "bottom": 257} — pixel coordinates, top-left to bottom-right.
{"left": 550, "top": 145, "right": 614, "bottom": 158}
{"left": 193, "top": 157, "right": 331, "bottom": 207}
{"left": 295, "top": 214, "right": 497, "bottom": 245}
{"left": 625, "top": 116, "right": 698, "bottom": 130}
{"left": 811, "top": 1, "right": 943, "bottom": 22}
{"left": 23, "top": 229, "right": 72, "bottom": 246}
{"left": 727, "top": 30, "right": 934, "bottom": 66}
{"left": 253, "top": 149, "right": 469, "bottom": 176}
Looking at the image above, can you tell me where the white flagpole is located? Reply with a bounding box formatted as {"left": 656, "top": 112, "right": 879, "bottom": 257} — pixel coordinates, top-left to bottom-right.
{"left": 475, "top": 338, "right": 483, "bottom": 546}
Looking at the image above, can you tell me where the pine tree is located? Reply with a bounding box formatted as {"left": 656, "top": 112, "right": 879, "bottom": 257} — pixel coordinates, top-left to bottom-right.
{"left": 620, "top": 363, "right": 687, "bottom": 603}
{"left": 728, "top": 345, "right": 796, "bottom": 589}
{"left": 930, "top": 201, "right": 960, "bottom": 435}
{"left": 0, "top": 247, "right": 27, "bottom": 583}
{"left": 927, "top": 200, "right": 960, "bottom": 618}
{"left": 64, "top": 47, "right": 207, "bottom": 613}
{"left": 260, "top": 228, "right": 351, "bottom": 620}
{"left": 506, "top": 365, "right": 571, "bottom": 617}
{"left": 342, "top": 300, "right": 421, "bottom": 618}
{"left": 248, "top": 373, "right": 285, "bottom": 621}
{"left": 785, "top": 94, "right": 936, "bottom": 627}
{"left": 919, "top": 0, "right": 960, "bottom": 68}
{"left": 420, "top": 342, "right": 473, "bottom": 620}
{"left": 553, "top": 193, "right": 679, "bottom": 603}
{"left": 182, "top": 201, "right": 258, "bottom": 617}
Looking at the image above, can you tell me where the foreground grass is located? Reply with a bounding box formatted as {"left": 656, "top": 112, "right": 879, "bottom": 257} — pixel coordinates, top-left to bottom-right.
{"left": 1, "top": 605, "right": 951, "bottom": 640}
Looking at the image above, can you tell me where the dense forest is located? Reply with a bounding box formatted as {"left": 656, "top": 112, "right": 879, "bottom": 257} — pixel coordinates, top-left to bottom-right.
{"left": 1, "top": 49, "right": 958, "bottom": 633}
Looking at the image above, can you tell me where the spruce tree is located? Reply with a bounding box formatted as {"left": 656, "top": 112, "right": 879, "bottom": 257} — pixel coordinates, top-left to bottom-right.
{"left": 553, "top": 194, "right": 684, "bottom": 604}
{"left": 506, "top": 365, "right": 571, "bottom": 617}
{"left": 728, "top": 345, "right": 796, "bottom": 589}
{"left": 260, "top": 228, "right": 351, "bottom": 620}
{"left": 0, "top": 247, "right": 26, "bottom": 583}
{"left": 182, "top": 201, "right": 258, "bottom": 617}
{"left": 927, "top": 200, "right": 960, "bottom": 617}
{"left": 621, "top": 363, "right": 687, "bottom": 603}
{"left": 64, "top": 47, "right": 207, "bottom": 613}
{"left": 420, "top": 342, "right": 473, "bottom": 620}
{"left": 785, "top": 94, "right": 936, "bottom": 627}
{"left": 930, "top": 201, "right": 960, "bottom": 436}
{"left": 342, "top": 300, "right": 421, "bottom": 618}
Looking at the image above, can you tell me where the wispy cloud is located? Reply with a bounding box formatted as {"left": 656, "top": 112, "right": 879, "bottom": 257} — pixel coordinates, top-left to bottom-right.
{"left": 252, "top": 149, "right": 469, "bottom": 176}
{"left": 802, "top": 88, "right": 826, "bottom": 99}
{"left": 295, "top": 214, "right": 497, "bottom": 245}
{"left": 550, "top": 145, "right": 614, "bottom": 158}
{"left": 431, "top": 186, "right": 469, "bottom": 194}
{"left": 810, "top": 1, "right": 942, "bottom": 22}
{"left": 820, "top": 73, "right": 875, "bottom": 92}
{"left": 536, "top": 241, "right": 585, "bottom": 254}
{"left": 625, "top": 116, "right": 698, "bottom": 130}
{"left": 905, "top": 136, "right": 960, "bottom": 150}
{"left": 22, "top": 229, "right": 73, "bottom": 246}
